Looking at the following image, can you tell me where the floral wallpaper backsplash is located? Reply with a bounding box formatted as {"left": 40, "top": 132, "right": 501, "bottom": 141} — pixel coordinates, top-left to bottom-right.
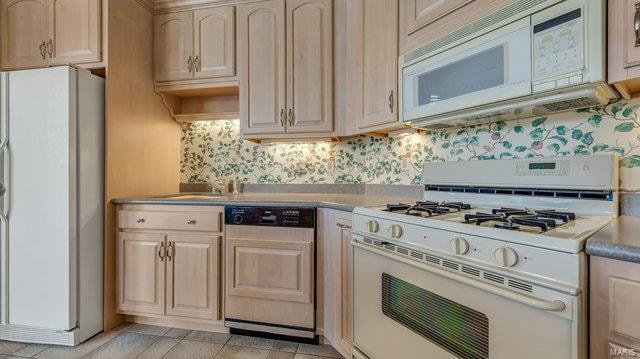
{"left": 181, "top": 99, "right": 640, "bottom": 191}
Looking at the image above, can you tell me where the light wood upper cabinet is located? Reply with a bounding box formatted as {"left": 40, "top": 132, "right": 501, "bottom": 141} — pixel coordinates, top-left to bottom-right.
{"left": 238, "top": 0, "right": 333, "bottom": 138}
{"left": 166, "top": 234, "right": 221, "bottom": 320}
{"left": 237, "top": 0, "right": 287, "bottom": 135}
{"left": 49, "top": 0, "right": 101, "bottom": 65}
{"left": 117, "top": 232, "right": 166, "bottom": 315}
{"left": 398, "top": 0, "right": 512, "bottom": 53}
{"left": 155, "top": 11, "right": 194, "bottom": 82}
{"left": 608, "top": 0, "right": 640, "bottom": 99}
{"left": 403, "top": 0, "right": 472, "bottom": 38}
{"left": 360, "top": 0, "right": 398, "bottom": 130}
{"left": 286, "top": 0, "right": 333, "bottom": 134}
{"left": 194, "top": 7, "right": 235, "bottom": 79}
{"left": 0, "top": 0, "right": 48, "bottom": 69}
{"left": 154, "top": 5, "right": 236, "bottom": 84}
{"left": 0, "top": 0, "right": 102, "bottom": 70}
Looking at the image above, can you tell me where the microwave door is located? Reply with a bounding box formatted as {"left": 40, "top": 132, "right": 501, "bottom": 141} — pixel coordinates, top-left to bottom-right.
{"left": 403, "top": 19, "right": 532, "bottom": 122}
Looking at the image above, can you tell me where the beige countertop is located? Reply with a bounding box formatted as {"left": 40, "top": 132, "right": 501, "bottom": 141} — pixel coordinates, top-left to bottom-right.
{"left": 586, "top": 215, "right": 640, "bottom": 263}
{"left": 113, "top": 192, "right": 419, "bottom": 212}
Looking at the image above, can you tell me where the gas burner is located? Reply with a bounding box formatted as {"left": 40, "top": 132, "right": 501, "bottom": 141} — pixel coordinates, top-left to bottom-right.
{"left": 403, "top": 201, "right": 472, "bottom": 217}
{"left": 464, "top": 209, "right": 577, "bottom": 232}
{"left": 384, "top": 203, "right": 412, "bottom": 212}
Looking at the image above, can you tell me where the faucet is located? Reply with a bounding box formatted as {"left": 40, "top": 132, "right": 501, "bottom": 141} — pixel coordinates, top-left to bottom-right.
{"left": 211, "top": 177, "right": 231, "bottom": 194}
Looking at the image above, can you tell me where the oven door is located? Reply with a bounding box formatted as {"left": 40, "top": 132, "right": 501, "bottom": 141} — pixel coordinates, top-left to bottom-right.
{"left": 401, "top": 17, "right": 532, "bottom": 122}
{"left": 352, "top": 241, "right": 582, "bottom": 359}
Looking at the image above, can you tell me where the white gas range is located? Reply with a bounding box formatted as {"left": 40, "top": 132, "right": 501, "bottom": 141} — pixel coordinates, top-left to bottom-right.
{"left": 351, "top": 154, "right": 618, "bottom": 359}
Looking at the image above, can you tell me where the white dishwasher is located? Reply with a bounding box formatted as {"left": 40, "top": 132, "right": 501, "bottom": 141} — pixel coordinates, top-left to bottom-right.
{"left": 224, "top": 206, "right": 317, "bottom": 341}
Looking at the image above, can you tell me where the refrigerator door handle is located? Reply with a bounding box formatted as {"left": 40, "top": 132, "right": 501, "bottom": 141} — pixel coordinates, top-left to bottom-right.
{"left": 0, "top": 74, "right": 8, "bottom": 152}
{"left": 2, "top": 145, "right": 10, "bottom": 217}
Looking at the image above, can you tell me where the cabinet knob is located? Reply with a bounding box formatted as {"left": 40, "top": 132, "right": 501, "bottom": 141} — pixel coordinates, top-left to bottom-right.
{"left": 136, "top": 218, "right": 145, "bottom": 223}
{"left": 187, "top": 219, "right": 196, "bottom": 225}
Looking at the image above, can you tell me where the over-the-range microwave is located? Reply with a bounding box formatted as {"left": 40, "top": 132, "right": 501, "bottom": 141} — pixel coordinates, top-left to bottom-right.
{"left": 400, "top": 0, "right": 618, "bottom": 129}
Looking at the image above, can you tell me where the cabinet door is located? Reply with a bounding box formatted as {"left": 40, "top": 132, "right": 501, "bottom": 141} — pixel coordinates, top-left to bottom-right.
{"left": 285, "top": 0, "right": 333, "bottom": 134}
{"left": 117, "top": 232, "right": 166, "bottom": 315}
{"left": 166, "top": 234, "right": 221, "bottom": 320}
{"left": 48, "top": 0, "right": 101, "bottom": 65}
{"left": 237, "top": 0, "right": 287, "bottom": 136}
{"left": 226, "top": 236, "right": 313, "bottom": 303}
{"left": 403, "top": 0, "right": 472, "bottom": 37}
{"left": 155, "top": 11, "right": 194, "bottom": 82}
{"left": 360, "top": 0, "right": 398, "bottom": 129}
{"left": 0, "top": 0, "right": 48, "bottom": 69}
{"left": 337, "top": 217, "right": 353, "bottom": 354}
{"left": 194, "top": 6, "right": 235, "bottom": 79}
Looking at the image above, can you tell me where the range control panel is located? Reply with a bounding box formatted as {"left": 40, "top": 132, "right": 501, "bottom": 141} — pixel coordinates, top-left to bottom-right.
{"left": 225, "top": 206, "right": 316, "bottom": 228}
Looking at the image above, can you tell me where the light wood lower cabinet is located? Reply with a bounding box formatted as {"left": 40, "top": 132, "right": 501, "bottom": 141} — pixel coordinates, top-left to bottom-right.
{"left": 319, "top": 209, "right": 353, "bottom": 357}
{"left": 166, "top": 234, "right": 221, "bottom": 320}
{"left": 117, "top": 205, "right": 224, "bottom": 326}
{"left": 590, "top": 256, "right": 640, "bottom": 358}
{"left": 118, "top": 232, "right": 166, "bottom": 315}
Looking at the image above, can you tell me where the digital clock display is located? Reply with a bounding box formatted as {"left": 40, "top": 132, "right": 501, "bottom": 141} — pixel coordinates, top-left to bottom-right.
{"left": 529, "top": 162, "right": 556, "bottom": 170}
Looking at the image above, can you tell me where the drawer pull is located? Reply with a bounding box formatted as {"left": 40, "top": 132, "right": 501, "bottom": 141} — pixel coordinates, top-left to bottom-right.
{"left": 136, "top": 218, "right": 146, "bottom": 223}
{"left": 336, "top": 223, "right": 352, "bottom": 229}
{"left": 158, "top": 242, "right": 165, "bottom": 261}
{"left": 167, "top": 241, "right": 174, "bottom": 261}
{"left": 187, "top": 219, "right": 196, "bottom": 225}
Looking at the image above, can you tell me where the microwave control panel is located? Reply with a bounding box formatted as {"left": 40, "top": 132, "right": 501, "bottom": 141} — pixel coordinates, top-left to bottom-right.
{"left": 532, "top": 8, "right": 584, "bottom": 90}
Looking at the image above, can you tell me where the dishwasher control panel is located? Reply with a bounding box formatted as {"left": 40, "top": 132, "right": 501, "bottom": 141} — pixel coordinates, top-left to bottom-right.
{"left": 225, "top": 206, "right": 316, "bottom": 228}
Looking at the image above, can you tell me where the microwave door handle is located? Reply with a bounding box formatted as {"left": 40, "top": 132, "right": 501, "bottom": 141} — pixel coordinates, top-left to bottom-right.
{"left": 352, "top": 240, "right": 567, "bottom": 312}
{"left": 635, "top": 2, "right": 640, "bottom": 47}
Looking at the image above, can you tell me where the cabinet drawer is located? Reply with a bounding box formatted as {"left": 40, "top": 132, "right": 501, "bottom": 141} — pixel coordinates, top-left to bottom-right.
{"left": 118, "top": 210, "right": 222, "bottom": 232}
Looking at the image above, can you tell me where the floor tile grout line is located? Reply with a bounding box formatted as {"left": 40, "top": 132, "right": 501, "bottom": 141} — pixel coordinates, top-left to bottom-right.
{"left": 134, "top": 332, "right": 169, "bottom": 359}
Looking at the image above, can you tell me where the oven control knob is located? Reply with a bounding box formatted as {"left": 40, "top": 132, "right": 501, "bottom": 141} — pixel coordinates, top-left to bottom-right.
{"left": 494, "top": 246, "right": 519, "bottom": 267}
{"left": 449, "top": 237, "right": 470, "bottom": 255}
{"left": 388, "top": 224, "right": 403, "bottom": 239}
{"left": 233, "top": 214, "right": 243, "bottom": 224}
{"left": 367, "top": 220, "right": 380, "bottom": 233}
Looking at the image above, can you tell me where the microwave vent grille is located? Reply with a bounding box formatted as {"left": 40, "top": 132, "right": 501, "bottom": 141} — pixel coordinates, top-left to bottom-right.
{"left": 536, "top": 97, "right": 601, "bottom": 112}
{"left": 404, "top": 0, "right": 547, "bottom": 63}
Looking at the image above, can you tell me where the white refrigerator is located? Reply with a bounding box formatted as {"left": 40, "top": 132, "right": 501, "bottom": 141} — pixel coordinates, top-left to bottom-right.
{"left": 0, "top": 66, "right": 104, "bottom": 346}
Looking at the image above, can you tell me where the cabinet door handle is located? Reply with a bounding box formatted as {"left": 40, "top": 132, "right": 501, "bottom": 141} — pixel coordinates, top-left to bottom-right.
{"left": 46, "top": 39, "right": 53, "bottom": 58}
{"left": 39, "top": 41, "right": 46, "bottom": 60}
{"left": 187, "top": 56, "right": 193, "bottom": 72}
{"left": 288, "top": 109, "right": 293, "bottom": 126}
{"left": 635, "top": 2, "right": 640, "bottom": 47}
{"left": 167, "top": 241, "right": 174, "bottom": 261}
{"left": 280, "top": 109, "right": 285, "bottom": 126}
{"left": 186, "top": 219, "right": 196, "bottom": 225}
{"left": 388, "top": 90, "right": 394, "bottom": 113}
{"left": 336, "top": 223, "right": 352, "bottom": 229}
{"left": 159, "top": 242, "right": 165, "bottom": 261}
{"left": 194, "top": 55, "right": 200, "bottom": 72}
{"left": 136, "top": 218, "right": 145, "bottom": 223}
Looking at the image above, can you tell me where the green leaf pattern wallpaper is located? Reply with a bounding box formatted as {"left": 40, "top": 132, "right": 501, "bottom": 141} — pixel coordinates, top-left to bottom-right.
{"left": 181, "top": 99, "right": 640, "bottom": 191}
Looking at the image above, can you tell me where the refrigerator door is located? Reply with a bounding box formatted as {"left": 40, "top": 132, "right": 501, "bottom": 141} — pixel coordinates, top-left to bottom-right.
{"left": 7, "top": 67, "right": 77, "bottom": 330}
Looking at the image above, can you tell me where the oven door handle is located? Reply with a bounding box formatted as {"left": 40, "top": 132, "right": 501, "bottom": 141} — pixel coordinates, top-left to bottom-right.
{"left": 352, "top": 241, "right": 567, "bottom": 312}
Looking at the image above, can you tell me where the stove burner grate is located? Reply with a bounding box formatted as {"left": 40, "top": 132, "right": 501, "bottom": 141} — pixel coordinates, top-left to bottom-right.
{"left": 464, "top": 209, "right": 576, "bottom": 232}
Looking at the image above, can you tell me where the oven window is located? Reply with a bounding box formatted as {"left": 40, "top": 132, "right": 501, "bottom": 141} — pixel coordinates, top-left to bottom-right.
{"left": 417, "top": 45, "right": 505, "bottom": 107}
{"left": 381, "top": 273, "right": 489, "bottom": 359}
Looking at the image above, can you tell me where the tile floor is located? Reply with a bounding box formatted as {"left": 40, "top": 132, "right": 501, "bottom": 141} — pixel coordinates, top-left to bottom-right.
{"left": 0, "top": 323, "right": 345, "bottom": 359}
